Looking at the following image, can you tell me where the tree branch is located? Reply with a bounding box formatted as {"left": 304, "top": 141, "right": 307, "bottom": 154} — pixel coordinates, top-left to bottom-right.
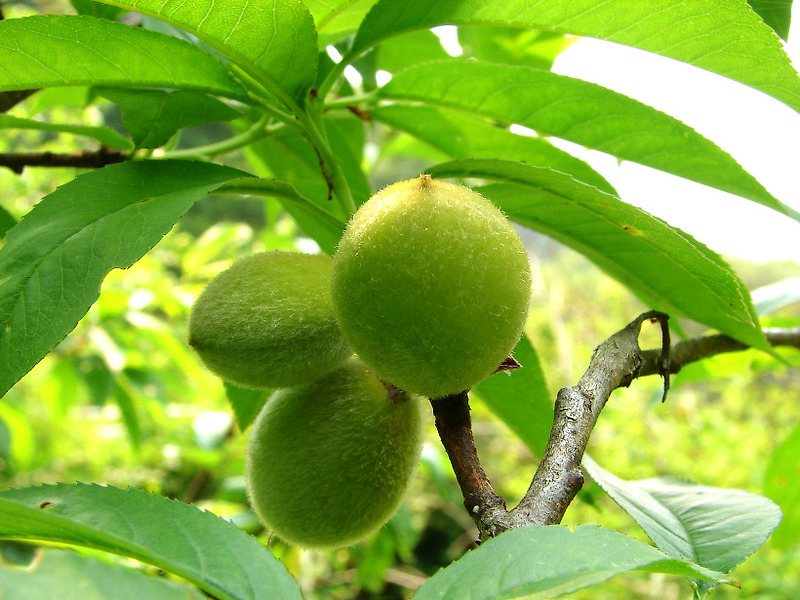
{"left": 432, "top": 314, "right": 800, "bottom": 542}
{"left": 0, "top": 149, "right": 128, "bottom": 173}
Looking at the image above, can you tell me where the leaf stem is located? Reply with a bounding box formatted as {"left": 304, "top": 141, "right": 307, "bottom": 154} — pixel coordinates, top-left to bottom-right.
{"left": 162, "top": 113, "right": 274, "bottom": 159}
{"left": 297, "top": 109, "right": 357, "bottom": 217}
{"left": 217, "top": 178, "right": 345, "bottom": 231}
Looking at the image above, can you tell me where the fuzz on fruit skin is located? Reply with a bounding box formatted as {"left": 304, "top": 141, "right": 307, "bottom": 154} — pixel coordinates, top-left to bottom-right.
{"left": 189, "top": 251, "right": 352, "bottom": 389}
{"left": 245, "top": 358, "right": 423, "bottom": 549}
{"left": 331, "top": 175, "right": 532, "bottom": 398}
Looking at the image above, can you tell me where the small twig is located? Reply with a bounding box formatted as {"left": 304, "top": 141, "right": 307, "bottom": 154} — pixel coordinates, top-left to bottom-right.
{"left": 0, "top": 148, "right": 128, "bottom": 173}
{"left": 637, "top": 327, "right": 800, "bottom": 378}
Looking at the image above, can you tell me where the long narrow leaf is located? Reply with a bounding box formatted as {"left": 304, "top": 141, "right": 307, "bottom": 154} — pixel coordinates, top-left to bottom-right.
{"left": 0, "top": 16, "right": 248, "bottom": 101}
{"left": 0, "top": 160, "right": 253, "bottom": 397}
{"left": 377, "top": 60, "right": 798, "bottom": 222}
{"left": 354, "top": 0, "right": 800, "bottom": 114}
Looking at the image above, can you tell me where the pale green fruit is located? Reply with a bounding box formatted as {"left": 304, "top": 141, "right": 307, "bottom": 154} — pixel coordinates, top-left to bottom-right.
{"left": 189, "top": 251, "right": 352, "bottom": 389}
{"left": 331, "top": 175, "right": 532, "bottom": 398}
{"left": 245, "top": 358, "right": 423, "bottom": 549}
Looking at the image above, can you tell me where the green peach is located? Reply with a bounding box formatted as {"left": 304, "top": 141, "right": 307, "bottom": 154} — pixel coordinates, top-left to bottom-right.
{"left": 245, "top": 358, "right": 423, "bottom": 549}
{"left": 331, "top": 175, "right": 531, "bottom": 398}
{"left": 189, "top": 251, "right": 351, "bottom": 389}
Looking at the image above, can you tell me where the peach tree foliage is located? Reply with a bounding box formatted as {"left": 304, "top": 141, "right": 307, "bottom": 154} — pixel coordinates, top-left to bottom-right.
{"left": 0, "top": 1, "right": 797, "bottom": 599}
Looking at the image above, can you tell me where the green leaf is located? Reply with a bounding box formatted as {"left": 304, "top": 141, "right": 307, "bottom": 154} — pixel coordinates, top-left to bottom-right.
{"left": 304, "top": 0, "right": 381, "bottom": 47}
{"left": 748, "top": 0, "right": 792, "bottom": 40}
{"left": 70, "top": 0, "right": 126, "bottom": 20}
{"left": 377, "top": 60, "right": 798, "bottom": 221}
{"left": 472, "top": 333, "right": 552, "bottom": 457}
{"left": 0, "top": 548, "right": 206, "bottom": 600}
{"left": 427, "top": 159, "right": 769, "bottom": 353}
{"left": 763, "top": 419, "right": 800, "bottom": 549}
{"left": 584, "top": 456, "right": 782, "bottom": 574}
{"left": 97, "top": 89, "right": 243, "bottom": 149}
{"left": 353, "top": 0, "right": 800, "bottom": 114}
{"left": 242, "top": 121, "right": 353, "bottom": 253}
{"left": 224, "top": 382, "right": 271, "bottom": 431}
{"left": 457, "top": 26, "right": 574, "bottom": 70}
{"left": 0, "top": 16, "right": 248, "bottom": 101}
{"left": 0, "top": 160, "right": 253, "bottom": 397}
{"left": 0, "top": 205, "right": 16, "bottom": 239}
{"left": 413, "top": 525, "right": 729, "bottom": 600}
{"left": 95, "top": 0, "right": 318, "bottom": 102}
{"left": 0, "top": 484, "right": 301, "bottom": 600}
{"left": 0, "top": 114, "right": 133, "bottom": 150}
{"left": 372, "top": 104, "right": 616, "bottom": 194}
{"left": 374, "top": 29, "right": 451, "bottom": 73}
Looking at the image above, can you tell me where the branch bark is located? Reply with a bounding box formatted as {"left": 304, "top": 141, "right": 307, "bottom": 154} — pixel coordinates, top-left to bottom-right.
{"left": 431, "top": 315, "right": 800, "bottom": 542}
{"left": 0, "top": 149, "right": 128, "bottom": 173}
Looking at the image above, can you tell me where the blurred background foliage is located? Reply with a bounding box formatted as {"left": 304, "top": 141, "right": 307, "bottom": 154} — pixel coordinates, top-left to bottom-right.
{"left": 1, "top": 1, "right": 800, "bottom": 598}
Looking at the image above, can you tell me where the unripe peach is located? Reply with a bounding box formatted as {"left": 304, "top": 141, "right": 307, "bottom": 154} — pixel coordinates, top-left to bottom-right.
{"left": 331, "top": 176, "right": 531, "bottom": 398}
{"left": 245, "top": 359, "right": 423, "bottom": 549}
{"left": 189, "top": 251, "right": 351, "bottom": 389}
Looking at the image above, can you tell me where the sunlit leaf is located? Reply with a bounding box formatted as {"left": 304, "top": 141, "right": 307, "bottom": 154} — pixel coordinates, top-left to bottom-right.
{"left": 304, "top": 0, "right": 381, "bottom": 47}
{"left": 0, "top": 16, "right": 247, "bottom": 101}
{"left": 354, "top": 0, "right": 800, "bottom": 113}
{"left": 95, "top": 0, "right": 318, "bottom": 101}
{"left": 373, "top": 104, "right": 616, "bottom": 194}
{"left": 378, "top": 60, "right": 798, "bottom": 221}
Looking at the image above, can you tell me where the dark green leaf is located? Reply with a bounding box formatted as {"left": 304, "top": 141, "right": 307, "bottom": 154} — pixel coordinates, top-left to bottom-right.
{"left": 224, "top": 382, "right": 271, "bottom": 431}
{"left": 372, "top": 104, "right": 616, "bottom": 193}
{"left": 95, "top": 0, "right": 318, "bottom": 102}
{"left": 0, "top": 160, "right": 253, "bottom": 397}
{"left": 378, "top": 60, "right": 797, "bottom": 221}
{"left": 748, "top": 0, "right": 792, "bottom": 40}
{"left": 0, "top": 484, "right": 302, "bottom": 600}
{"left": 427, "top": 159, "right": 769, "bottom": 352}
{"left": 70, "top": 0, "right": 126, "bottom": 20}
{"left": 0, "top": 548, "right": 206, "bottom": 600}
{"left": 353, "top": 0, "right": 800, "bottom": 113}
{"left": 0, "top": 114, "right": 133, "bottom": 150}
{"left": 0, "top": 206, "right": 16, "bottom": 239}
{"left": 0, "top": 16, "right": 248, "bottom": 101}
{"left": 584, "top": 456, "right": 782, "bottom": 574}
{"left": 472, "top": 333, "right": 552, "bottom": 457}
{"left": 413, "top": 525, "right": 729, "bottom": 600}
{"left": 98, "top": 89, "right": 243, "bottom": 149}
{"left": 764, "top": 419, "right": 800, "bottom": 549}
